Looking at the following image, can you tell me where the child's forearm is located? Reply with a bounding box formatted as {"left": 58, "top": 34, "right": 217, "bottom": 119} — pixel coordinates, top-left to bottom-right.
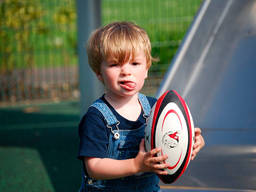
{"left": 84, "top": 140, "right": 170, "bottom": 180}
{"left": 85, "top": 157, "right": 139, "bottom": 180}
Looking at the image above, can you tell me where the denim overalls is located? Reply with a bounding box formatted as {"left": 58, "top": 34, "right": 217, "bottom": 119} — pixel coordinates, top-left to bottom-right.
{"left": 79, "top": 93, "right": 160, "bottom": 192}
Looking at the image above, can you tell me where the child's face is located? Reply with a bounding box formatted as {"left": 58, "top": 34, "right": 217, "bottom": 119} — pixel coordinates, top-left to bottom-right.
{"left": 97, "top": 51, "right": 149, "bottom": 99}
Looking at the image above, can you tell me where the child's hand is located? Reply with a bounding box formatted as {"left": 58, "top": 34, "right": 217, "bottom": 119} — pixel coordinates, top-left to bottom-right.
{"left": 134, "top": 139, "right": 169, "bottom": 175}
{"left": 191, "top": 127, "right": 205, "bottom": 160}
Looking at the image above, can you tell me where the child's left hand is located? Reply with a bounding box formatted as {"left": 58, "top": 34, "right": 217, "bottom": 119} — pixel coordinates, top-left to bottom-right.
{"left": 191, "top": 127, "right": 205, "bottom": 160}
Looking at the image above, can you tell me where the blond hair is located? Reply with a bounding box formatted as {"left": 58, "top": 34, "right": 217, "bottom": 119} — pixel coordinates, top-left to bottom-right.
{"left": 86, "top": 21, "right": 157, "bottom": 74}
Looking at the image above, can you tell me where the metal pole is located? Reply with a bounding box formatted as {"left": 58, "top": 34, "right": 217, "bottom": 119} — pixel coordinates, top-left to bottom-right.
{"left": 76, "top": 0, "right": 103, "bottom": 117}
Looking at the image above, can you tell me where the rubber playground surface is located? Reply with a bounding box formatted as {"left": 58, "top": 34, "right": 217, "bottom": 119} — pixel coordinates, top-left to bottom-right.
{"left": 0, "top": 101, "right": 81, "bottom": 191}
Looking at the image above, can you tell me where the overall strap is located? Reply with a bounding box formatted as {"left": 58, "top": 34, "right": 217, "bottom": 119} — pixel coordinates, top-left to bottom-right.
{"left": 91, "top": 94, "right": 151, "bottom": 122}
{"left": 91, "top": 99, "right": 119, "bottom": 126}
{"left": 90, "top": 99, "right": 120, "bottom": 139}
{"left": 138, "top": 93, "right": 151, "bottom": 117}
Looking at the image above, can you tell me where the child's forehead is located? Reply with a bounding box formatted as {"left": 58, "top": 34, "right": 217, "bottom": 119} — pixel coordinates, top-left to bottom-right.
{"left": 105, "top": 50, "right": 146, "bottom": 62}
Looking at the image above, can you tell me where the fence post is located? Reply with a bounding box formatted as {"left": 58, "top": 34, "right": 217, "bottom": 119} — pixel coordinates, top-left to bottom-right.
{"left": 76, "top": 0, "right": 103, "bottom": 117}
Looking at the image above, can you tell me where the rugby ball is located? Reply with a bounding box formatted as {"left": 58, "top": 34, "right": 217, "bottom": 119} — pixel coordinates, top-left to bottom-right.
{"left": 145, "top": 90, "right": 194, "bottom": 184}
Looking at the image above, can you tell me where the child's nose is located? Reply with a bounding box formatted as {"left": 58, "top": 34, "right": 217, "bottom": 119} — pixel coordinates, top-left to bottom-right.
{"left": 121, "top": 64, "right": 131, "bottom": 75}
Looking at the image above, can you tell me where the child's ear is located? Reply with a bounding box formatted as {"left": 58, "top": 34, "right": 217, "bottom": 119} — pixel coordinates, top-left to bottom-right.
{"left": 97, "top": 73, "right": 103, "bottom": 82}
{"left": 145, "top": 69, "right": 148, "bottom": 79}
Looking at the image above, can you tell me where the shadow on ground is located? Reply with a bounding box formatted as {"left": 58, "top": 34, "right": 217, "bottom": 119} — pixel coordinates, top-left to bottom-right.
{"left": 0, "top": 101, "right": 81, "bottom": 192}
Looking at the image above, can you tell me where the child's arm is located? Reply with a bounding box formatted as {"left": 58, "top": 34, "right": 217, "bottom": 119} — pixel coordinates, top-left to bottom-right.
{"left": 85, "top": 139, "right": 169, "bottom": 180}
{"left": 191, "top": 127, "right": 205, "bottom": 160}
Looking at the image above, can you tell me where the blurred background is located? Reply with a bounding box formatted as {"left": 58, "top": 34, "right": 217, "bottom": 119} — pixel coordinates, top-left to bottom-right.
{"left": 0, "top": 0, "right": 203, "bottom": 191}
{"left": 0, "top": 0, "right": 202, "bottom": 104}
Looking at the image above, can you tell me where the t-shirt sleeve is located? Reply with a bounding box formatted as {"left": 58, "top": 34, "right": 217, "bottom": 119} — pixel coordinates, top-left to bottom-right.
{"left": 78, "top": 107, "right": 109, "bottom": 159}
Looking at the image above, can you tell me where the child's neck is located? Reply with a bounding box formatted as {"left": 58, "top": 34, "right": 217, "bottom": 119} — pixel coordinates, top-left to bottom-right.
{"left": 104, "top": 94, "right": 142, "bottom": 121}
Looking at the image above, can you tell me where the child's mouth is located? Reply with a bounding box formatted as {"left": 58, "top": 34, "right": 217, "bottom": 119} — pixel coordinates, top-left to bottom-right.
{"left": 119, "top": 81, "right": 136, "bottom": 90}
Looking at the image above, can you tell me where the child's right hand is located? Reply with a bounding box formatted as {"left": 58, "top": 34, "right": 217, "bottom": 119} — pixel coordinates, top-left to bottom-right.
{"left": 133, "top": 139, "right": 169, "bottom": 175}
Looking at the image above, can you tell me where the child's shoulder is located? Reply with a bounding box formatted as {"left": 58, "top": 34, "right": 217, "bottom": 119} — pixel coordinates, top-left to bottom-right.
{"left": 145, "top": 95, "right": 157, "bottom": 107}
{"left": 79, "top": 98, "right": 106, "bottom": 127}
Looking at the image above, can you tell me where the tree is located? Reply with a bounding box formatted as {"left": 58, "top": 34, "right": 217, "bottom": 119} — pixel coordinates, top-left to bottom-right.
{"left": 0, "top": 0, "right": 48, "bottom": 74}
{"left": 0, "top": 0, "right": 48, "bottom": 101}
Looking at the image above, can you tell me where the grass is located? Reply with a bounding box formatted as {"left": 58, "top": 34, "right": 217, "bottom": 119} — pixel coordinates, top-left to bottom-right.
{"left": 103, "top": 0, "right": 202, "bottom": 73}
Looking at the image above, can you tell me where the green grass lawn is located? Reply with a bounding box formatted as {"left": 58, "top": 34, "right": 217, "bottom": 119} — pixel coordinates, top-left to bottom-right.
{"left": 103, "top": 0, "right": 202, "bottom": 69}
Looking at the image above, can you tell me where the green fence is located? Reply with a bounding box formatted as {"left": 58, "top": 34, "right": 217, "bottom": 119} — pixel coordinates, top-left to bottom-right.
{"left": 0, "top": 0, "right": 202, "bottom": 105}
{"left": 102, "top": 0, "right": 203, "bottom": 95}
{"left": 0, "top": 0, "right": 78, "bottom": 104}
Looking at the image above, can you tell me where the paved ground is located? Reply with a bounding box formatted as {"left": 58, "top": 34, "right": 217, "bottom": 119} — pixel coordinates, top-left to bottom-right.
{"left": 161, "top": 144, "right": 256, "bottom": 191}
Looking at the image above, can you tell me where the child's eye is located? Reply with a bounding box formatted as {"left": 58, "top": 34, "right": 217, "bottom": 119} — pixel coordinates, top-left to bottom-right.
{"left": 109, "top": 63, "right": 118, "bottom": 67}
{"left": 132, "top": 62, "right": 140, "bottom": 66}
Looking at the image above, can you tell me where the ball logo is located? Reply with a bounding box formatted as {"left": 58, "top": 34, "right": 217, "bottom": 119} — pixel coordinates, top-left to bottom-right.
{"left": 162, "top": 131, "right": 180, "bottom": 149}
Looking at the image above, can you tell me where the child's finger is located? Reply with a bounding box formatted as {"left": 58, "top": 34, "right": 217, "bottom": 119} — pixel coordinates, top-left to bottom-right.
{"left": 152, "top": 162, "right": 169, "bottom": 169}
{"left": 193, "top": 137, "right": 200, "bottom": 149}
{"left": 154, "top": 168, "right": 169, "bottom": 175}
{"left": 151, "top": 154, "right": 168, "bottom": 163}
{"left": 191, "top": 147, "right": 200, "bottom": 160}
{"left": 148, "top": 147, "right": 161, "bottom": 157}
{"left": 194, "top": 127, "right": 202, "bottom": 136}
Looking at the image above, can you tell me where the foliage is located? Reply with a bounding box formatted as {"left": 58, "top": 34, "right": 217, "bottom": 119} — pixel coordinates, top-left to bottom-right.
{"left": 0, "top": 0, "right": 48, "bottom": 74}
{"left": 53, "top": 5, "right": 77, "bottom": 55}
{"left": 0, "top": 0, "right": 78, "bottom": 102}
{"left": 54, "top": 6, "right": 76, "bottom": 25}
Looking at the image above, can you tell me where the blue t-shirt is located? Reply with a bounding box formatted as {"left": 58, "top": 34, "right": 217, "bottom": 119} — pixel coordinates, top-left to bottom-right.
{"left": 78, "top": 95, "right": 157, "bottom": 159}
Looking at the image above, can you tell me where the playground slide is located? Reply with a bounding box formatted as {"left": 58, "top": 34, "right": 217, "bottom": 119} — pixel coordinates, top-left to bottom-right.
{"left": 157, "top": 0, "right": 256, "bottom": 190}
{"left": 157, "top": 0, "right": 256, "bottom": 145}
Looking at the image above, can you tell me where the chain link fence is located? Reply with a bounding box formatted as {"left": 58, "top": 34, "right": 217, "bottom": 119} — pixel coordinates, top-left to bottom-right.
{"left": 0, "top": 0, "right": 202, "bottom": 105}
{"left": 102, "top": 0, "right": 202, "bottom": 95}
{"left": 0, "top": 0, "right": 78, "bottom": 105}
